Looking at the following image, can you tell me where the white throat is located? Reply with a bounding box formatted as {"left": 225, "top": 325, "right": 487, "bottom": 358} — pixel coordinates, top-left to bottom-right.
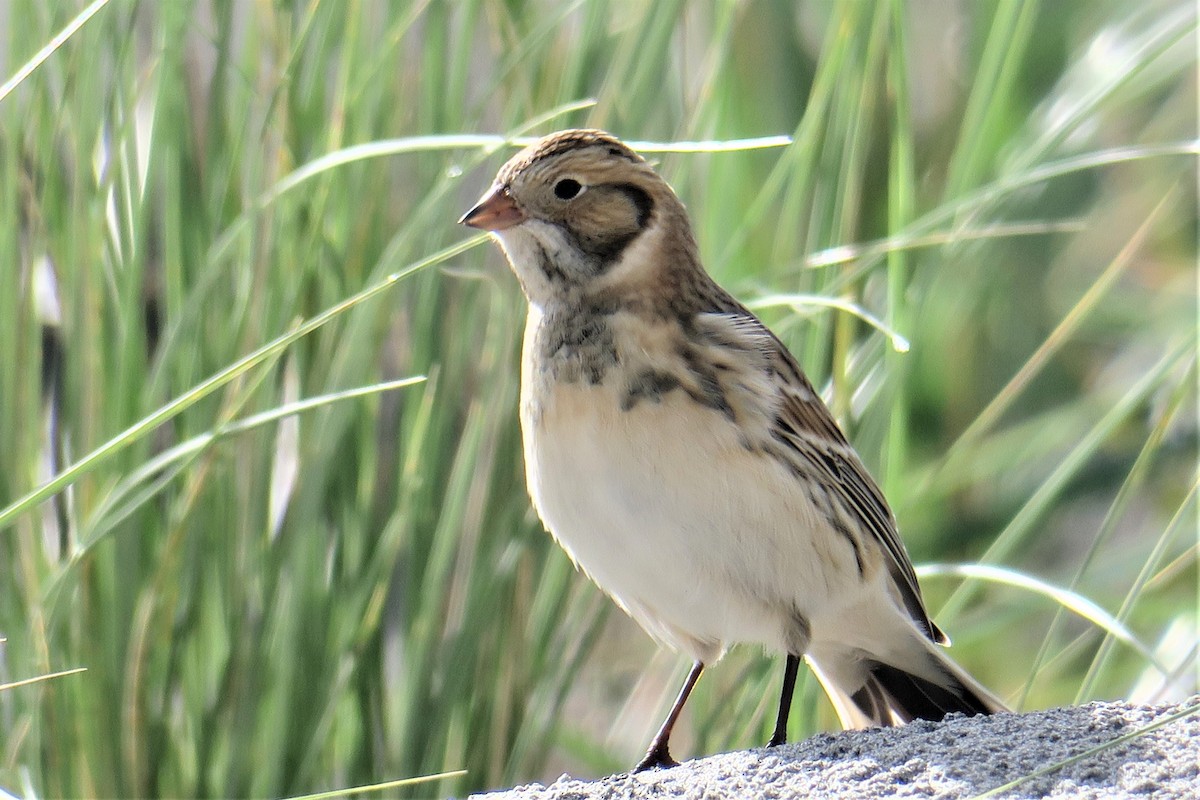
{"left": 495, "top": 215, "right": 667, "bottom": 309}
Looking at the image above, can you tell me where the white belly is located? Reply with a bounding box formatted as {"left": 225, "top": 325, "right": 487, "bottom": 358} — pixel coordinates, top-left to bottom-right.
{"left": 521, "top": 376, "right": 863, "bottom": 663}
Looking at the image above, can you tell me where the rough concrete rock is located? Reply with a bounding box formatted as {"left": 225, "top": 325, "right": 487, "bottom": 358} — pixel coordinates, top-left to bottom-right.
{"left": 471, "top": 698, "right": 1199, "bottom": 799}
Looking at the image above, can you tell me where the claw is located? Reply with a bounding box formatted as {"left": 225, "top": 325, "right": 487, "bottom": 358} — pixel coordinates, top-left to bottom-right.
{"left": 633, "top": 744, "right": 679, "bottom": 772}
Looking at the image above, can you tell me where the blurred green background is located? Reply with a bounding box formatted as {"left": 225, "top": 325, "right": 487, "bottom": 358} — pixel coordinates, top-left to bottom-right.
{"left": 0, "top": 1, "right": 1195, "bottom": 797}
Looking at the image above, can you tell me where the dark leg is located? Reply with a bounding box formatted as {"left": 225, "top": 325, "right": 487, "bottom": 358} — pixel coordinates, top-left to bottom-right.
{"left": 768, "top": 653, "right": 800, "bottom": 747}
{"left": 633, "top": 661, "right": 705, "bottom": 772}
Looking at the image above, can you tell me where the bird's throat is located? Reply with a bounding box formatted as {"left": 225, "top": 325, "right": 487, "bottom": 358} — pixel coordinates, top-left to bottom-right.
{"left": 528, "top": 299, "right": 620, "bottom": 386}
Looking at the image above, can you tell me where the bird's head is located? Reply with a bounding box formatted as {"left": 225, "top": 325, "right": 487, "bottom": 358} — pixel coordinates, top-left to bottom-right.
{"left": 461, "top": 129, "right": 699, "bottom": 308}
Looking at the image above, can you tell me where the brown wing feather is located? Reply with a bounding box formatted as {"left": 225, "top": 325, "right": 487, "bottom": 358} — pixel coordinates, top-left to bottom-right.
{"left": 708, "top": 304, "right": 947, "bottom": 645}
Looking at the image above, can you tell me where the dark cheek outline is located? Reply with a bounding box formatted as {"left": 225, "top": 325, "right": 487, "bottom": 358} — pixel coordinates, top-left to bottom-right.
{"left": 613, "top": 183, "right": 654, "bottom": 228}
{"left": 566, "top": 185, "right": 655, "bottom": 269}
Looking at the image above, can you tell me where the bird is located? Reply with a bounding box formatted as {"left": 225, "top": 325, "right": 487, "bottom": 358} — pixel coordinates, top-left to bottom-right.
{"left": 459, "top": 129, "right": 1006, "bottom": 772}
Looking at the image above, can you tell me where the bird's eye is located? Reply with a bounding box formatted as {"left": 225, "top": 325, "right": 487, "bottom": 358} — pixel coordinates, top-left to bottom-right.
{"left": 553, "top": 178, "right": 583, "bottom": 200}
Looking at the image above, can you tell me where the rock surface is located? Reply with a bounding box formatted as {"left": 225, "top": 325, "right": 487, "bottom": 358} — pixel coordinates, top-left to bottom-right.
{"left": 471, "top": 699, "right": 1199, "bottom": 799}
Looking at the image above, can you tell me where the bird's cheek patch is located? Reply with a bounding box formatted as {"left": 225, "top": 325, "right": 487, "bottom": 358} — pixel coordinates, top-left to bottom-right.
{"left": 613, "top": 184, "right": 654, "bottom": 228}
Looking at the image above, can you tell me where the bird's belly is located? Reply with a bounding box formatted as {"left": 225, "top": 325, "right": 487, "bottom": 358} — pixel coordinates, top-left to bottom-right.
{"left": 522, "top": 379, "right": 859, "bottom": 661}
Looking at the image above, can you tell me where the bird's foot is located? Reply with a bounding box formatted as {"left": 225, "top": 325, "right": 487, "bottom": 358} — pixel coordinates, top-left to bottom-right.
{"left": 633, "top": 742, "right": 679, "bottom": 772}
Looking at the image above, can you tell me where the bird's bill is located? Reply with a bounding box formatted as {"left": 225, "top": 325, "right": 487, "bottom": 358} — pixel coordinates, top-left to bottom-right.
{"left": 459, "top": 185, "right": 526, "bottom": 231}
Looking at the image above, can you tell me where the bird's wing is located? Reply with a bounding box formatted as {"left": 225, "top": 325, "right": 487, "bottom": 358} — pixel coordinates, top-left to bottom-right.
{"left": 698, "top": 306, "right": 947, "bottom": 645}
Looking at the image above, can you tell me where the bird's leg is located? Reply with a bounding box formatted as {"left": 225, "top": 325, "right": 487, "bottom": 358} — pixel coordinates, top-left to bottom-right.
{"left": 768, "top": 653, "right": 801, "bottom": 747}
{"left": 633, "top": 660, "right": 705, "bottom": 772}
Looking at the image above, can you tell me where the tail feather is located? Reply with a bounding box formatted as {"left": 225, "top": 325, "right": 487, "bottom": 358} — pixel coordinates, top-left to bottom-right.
{"left": 809, "top": 644, "right": 1008, "bottom": 729}
{"left": 857, "top": 659, "right": 998, "bottom": 722}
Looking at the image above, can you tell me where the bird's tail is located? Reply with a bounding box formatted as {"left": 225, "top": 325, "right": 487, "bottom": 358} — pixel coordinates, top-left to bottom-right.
{"left": 807, "top": 633, "right": 1007, "bottom": 729}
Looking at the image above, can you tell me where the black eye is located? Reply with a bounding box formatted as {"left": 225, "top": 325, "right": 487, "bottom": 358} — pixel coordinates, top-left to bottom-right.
{"left": 554, "top": 178, "right": 583, "bottom": 200}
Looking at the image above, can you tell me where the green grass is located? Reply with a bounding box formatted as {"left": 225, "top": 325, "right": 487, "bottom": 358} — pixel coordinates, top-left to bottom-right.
{"left": 1, "top": 1, "right": 1196, "bottom": 797}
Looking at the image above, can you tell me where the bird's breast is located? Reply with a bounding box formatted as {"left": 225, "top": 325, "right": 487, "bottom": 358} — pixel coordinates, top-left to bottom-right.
{"left": 517, "top": 309, "right": 861, "bottom": 660}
